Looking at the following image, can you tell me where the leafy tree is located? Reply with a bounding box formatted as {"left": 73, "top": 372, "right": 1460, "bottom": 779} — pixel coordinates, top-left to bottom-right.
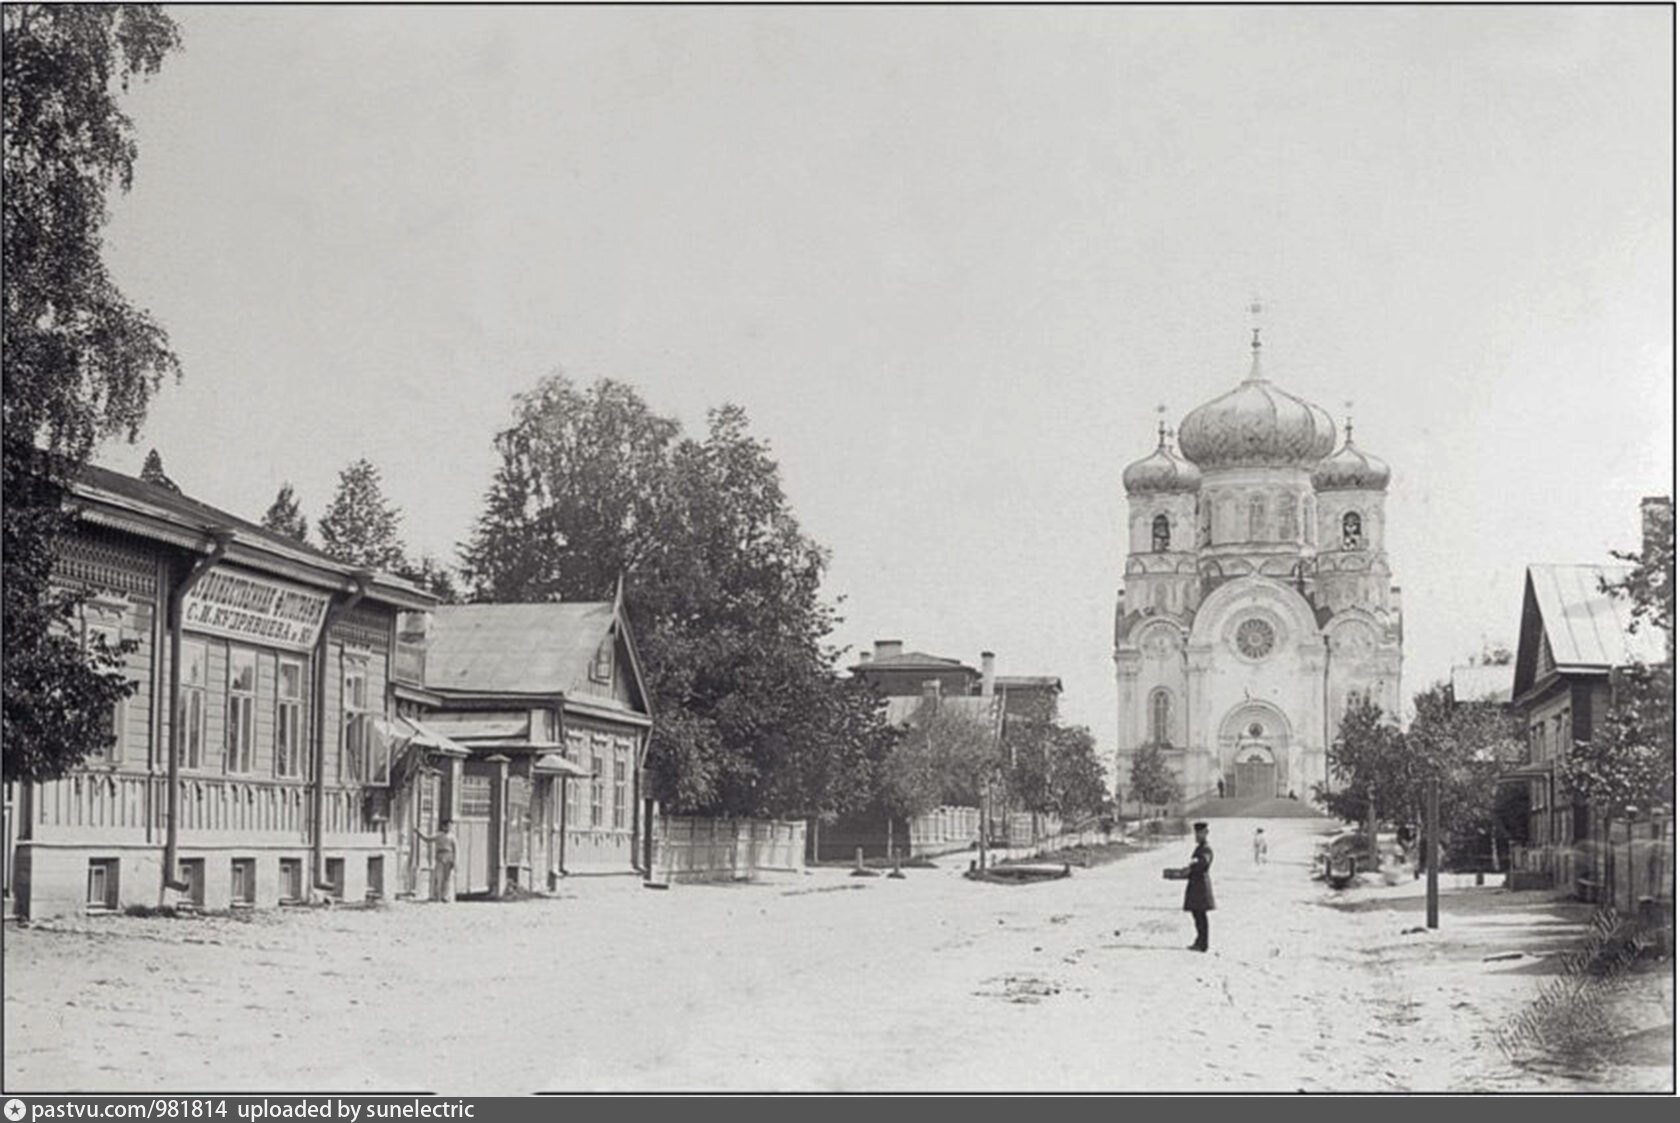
{"left": 1317, "top": 686, "right": 1523, "bottom": 866}
{"left": 463, "top": 374, "right": 894, "bottom": 818}
{"left": 139, "top": 447, "right": 179, "bottom": 492}
{"left": 1003, "top": 705, "right": 1107, "bottom": 819}
{"left": 1560, "top": 498, "right": 1674, "bottom": 814}
{"left": 1045, "top": 725, "right": 1108, "bottom": 819}
{"left": 261, "top": 481, "right": 309, "bottom": 543}
{"left": 878, "top": 698, "right": 1000, "bottom": 818}
{"left": 1128, "top": 742, "right": 1183, "bottom": 812}
{"left": 1313, "top": 695, "right": 1408, "bottom": 831}
{"left": 318, "top": 458, "right": 406, "bottom": 572}
{"left": 3, "top": 5, "right": 182, "bottom": 783}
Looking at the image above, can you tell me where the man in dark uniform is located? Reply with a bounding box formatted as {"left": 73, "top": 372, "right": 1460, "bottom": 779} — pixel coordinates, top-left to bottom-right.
{"left": 1182, "top": 821, "right": 1215, "bottom": 951}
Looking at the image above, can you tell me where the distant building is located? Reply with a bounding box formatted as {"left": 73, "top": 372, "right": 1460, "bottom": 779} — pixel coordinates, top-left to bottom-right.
{"left": 1115, "top": 330, "right": 1403, "bottom": 809}
{"left": 1505, "top": 497, "right": 1672, "bottom": 898}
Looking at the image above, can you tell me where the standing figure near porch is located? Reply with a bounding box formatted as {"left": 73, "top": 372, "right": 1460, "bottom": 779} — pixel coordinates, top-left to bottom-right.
{"left": 1181, "top": 821, "right": 1215, "bottom": 951}
{"left": 416, "top": 820, "right": 457, "bottom": 902}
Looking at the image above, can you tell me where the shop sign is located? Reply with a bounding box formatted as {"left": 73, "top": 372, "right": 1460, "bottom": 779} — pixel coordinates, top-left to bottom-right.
{"left": 182, "top": 567, "right": 331, "bottom": 652}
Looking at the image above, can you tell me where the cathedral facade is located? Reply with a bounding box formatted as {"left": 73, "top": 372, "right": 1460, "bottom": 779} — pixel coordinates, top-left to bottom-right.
{"left": 1114, "top": 333, "right": 1402, "bottom": 807}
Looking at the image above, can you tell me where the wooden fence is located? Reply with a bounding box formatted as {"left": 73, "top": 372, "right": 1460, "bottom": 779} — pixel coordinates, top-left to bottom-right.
{"left": 654, "top": 816, "right": 807, "bottom": 883}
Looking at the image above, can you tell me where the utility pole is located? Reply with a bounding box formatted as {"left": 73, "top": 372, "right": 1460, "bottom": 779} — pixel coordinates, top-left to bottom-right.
{"left": 1426, "top": 775, "right": 1440, "bottom": 929}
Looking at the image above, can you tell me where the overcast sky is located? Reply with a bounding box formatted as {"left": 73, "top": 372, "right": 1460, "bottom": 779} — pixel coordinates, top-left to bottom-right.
{"left": 96, "top": 4, "right": 1673, "bottom": 751}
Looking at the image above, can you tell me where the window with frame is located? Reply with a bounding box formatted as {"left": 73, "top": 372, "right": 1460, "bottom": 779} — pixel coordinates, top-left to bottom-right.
{"left": 613, "top": 755, "right": 627, "bottom": 829}
{"left": 590, "top": 636, "right": 614, "bottom": 685}
{"left": 87, "top": 858, "right": 119, "bottom": 910}
{"left": 82, "top": 619, "right": 126, "bottom": 763}
{"left": 1248, "top": 494, "right": 1268, "bottom": 541}
{"left": 178, "top": 639, "right": 208, "bottom": 769}
{"left": 230, "top": 858, "right": 256, "bottom": 906}
{"left": 590, "top": 751, "right": 604, "bottom": 828}
{"left": 275, "top": 658, "right": 305, "bottom": 778}
{"left": 278, "top": 857, "right": 303, "bottom": 903}
{"left": 1150, "top": 514, "right": 1170, "bottom": 553}
{"left": 1341, "top": 511, "right": 1364, "bottom": 550}
{"left": 1148, "top": 689, "right": 1172, "bottom": 746}
{"left": 565, "top": 731, "right": 585, "bottom": 826}
{"left": 459, "top": 774, "right": 493, "bottom": 818}
{"left": 227, "top": 648, "right": 257, "bottom": 773}
{"left": 341, "top": 659, "right": 383, "bottom": 783}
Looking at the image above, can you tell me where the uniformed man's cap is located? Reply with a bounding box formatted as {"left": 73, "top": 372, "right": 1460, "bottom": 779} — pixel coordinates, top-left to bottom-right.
{"left": 1193, "top": 821, "right": 1209, "bottom": 830}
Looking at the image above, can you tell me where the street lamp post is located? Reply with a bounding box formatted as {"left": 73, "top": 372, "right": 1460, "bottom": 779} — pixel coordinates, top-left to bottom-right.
{"left": 1426, "top": 775, "right": 1440, "bottom": 929}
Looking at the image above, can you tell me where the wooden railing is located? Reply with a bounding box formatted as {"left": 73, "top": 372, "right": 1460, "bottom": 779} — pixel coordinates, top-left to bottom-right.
{"left": 30, "top": 772, "right": 379, "bottom": 841}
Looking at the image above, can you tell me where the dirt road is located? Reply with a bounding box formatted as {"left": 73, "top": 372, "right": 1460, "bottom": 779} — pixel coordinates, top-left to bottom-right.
{"left": 4, "top": 816, "right": 1671, "bottom": 1093}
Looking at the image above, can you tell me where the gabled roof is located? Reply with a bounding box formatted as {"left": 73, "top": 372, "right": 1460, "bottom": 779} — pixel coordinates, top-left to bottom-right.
{"left": 424, "top": 601, "right": 651, "bottom": 718}
{"left": 70, "top": 462, "right": 433, "bottom": 609}
{"left": 1513, "top": 564, "right": 1668, "bottom": 699}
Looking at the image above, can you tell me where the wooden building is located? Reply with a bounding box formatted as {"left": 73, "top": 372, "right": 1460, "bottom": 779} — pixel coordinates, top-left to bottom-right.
{"left": 8, "top": 465, "right": 436, "bottom": 919}
{"left": 415, "top": 596, "right": 654, "bottom": 893}
{"left": 1507, "top": 530, "right": 1668, "bottom": 896}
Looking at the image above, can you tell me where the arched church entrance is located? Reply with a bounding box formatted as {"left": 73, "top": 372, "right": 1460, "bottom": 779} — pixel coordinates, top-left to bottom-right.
{"left": 1233, "top": 737, "right": 1277, "bottom": 800}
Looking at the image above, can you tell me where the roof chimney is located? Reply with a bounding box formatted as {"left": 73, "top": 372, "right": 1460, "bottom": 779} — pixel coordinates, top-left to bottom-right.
{"left": 857, "top": 650, "right": 872, "bottom": 664}
{"left": 875, "top": 639, "right": 903, "bottom": 661}
{"left": 981, "top": 651, "right": 996, "bottom": 697}
{"left": 1641, "top": 496, "right": 1672, "bottom": 560}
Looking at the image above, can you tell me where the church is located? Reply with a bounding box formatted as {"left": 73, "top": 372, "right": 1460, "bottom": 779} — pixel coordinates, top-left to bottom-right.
{"left": 1114, "top": 330, "right": 1403, "bottom": 808}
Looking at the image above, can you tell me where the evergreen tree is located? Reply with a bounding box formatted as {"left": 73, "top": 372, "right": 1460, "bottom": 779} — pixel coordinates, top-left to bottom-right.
{"left": 139, "top": 447, "right": 179, "bottom": 492}
{"left": 318, "top": 458, "right": 406, "bottom": 572}
{"left": 3, "top": 5, "right": 182, "bottom": 782}
{"left": 261, "top": 481, "right": 309, "bottom": 544}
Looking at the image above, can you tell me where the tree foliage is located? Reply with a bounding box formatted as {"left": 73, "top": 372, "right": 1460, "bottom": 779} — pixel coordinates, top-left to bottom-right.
{"left": 2, "top": 5, "right": 182, "bottom": 783}
{"left": 462, "top": 373, "right": 894, "bottom": 818}
{"left": 1003, "top": 704, "right": 1107, "bottom": 819}
{"left": 1560, "top": 499, "right": 1675, "bottom": 814}
{"left": 877, "top": 699, "right": 999, "bottom": 819}
{"left": 1316, "top": 687, "right": 1524, "bottom": 865}
{"left": 261, "top": 481, "right": 309, "bottom": 543}
{"left": 318, "top": 458, "right": 407, "bottom": 572}
{"left": 1128, "top": 742, "right": 1183, "bottom": 810}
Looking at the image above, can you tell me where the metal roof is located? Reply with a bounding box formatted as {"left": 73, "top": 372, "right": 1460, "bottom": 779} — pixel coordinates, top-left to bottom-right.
{"left": 1527, "top": 564, "right": 1667, "bottom": 670}
{"left": 425, "top": 602, "right": 618, "bottom": 696}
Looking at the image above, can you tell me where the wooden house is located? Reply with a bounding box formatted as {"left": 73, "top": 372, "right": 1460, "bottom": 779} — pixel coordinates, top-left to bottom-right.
{"left": 7, "top": 465, "right": 435, "bottom": 919}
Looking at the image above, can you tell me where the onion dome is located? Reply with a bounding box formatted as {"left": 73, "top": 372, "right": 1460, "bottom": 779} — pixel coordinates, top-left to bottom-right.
{"left": 1312, "top": 420, "right": 1391, "bottom": 492}
{"left": 1176, "top": 333, "right": 1338, "bottom": 470}
{"left": 1123, "top": 423, "right": 1203, "bottom": 495}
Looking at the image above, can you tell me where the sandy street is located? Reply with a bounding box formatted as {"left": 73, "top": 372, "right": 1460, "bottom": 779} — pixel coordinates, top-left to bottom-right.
{"left": 4, "top": 816, "right": 1672, "bottom": 1094}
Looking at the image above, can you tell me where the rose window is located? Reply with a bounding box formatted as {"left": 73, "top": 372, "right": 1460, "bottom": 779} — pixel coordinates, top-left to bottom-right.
{"left": 1235, "top": 618, "right": 1276, "bottom": 659}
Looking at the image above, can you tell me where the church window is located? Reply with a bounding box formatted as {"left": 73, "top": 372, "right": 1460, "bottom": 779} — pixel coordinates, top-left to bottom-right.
{"left": 1149, "top": 689, "right": 1172, "bottom": 746}
{"left": 1248, "top": 494, "right": 1267, "bottom": 540}
{"left": 1342, "top": 511, "right": 1364, "bottom": 550}
{"left": 1198, "top": 502, "right": 1212, "bottom": 547}
{"left": 1278, "top": 493, "right": 1298, "bottom": 540}
{"left": 1235, "top": 618, "right": 1276, "bottom": 659}
{"left": 1151, "top": 514, "right": 1170, "bottom": 553}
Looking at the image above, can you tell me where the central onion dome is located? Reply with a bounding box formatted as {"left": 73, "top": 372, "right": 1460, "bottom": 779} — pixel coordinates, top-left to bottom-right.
{"left": 1123, "top": 425, "right": 1202, "bottom": 495}
{"left": 1312, "top": 421, "right": 1391, "bottom": 491}
{"left": 1176, "top": 335, "right": 1338, "bottom": 470}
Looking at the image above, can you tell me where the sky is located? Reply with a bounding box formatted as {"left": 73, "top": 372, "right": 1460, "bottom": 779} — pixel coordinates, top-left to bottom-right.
{"left": 95, "top": 4, "right": 1674, "bottom": 754}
